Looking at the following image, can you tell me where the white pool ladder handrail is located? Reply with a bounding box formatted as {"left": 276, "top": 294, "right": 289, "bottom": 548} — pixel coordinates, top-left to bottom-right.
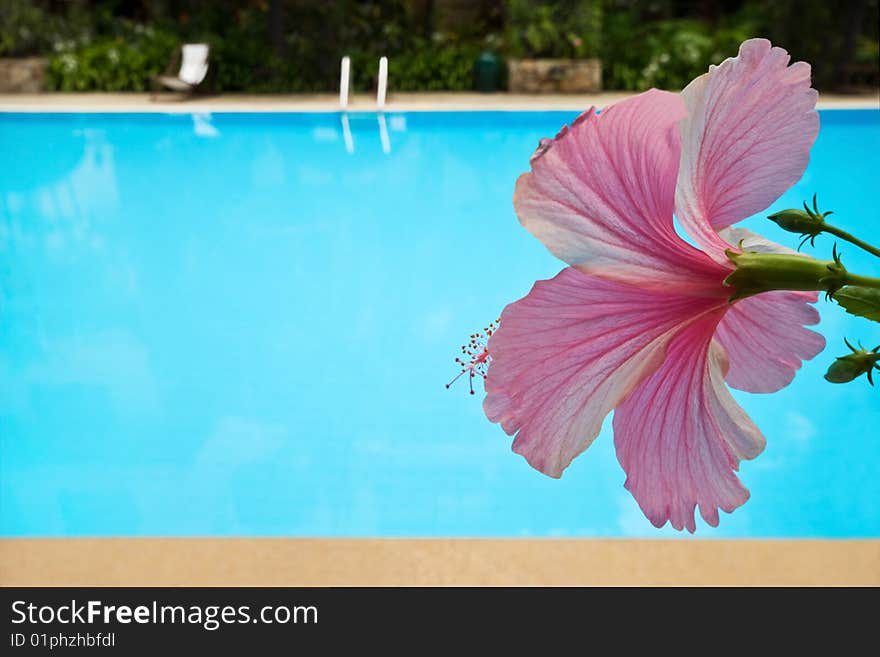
{"left": 339, "top": 56, "right": 351, "bottom": 109}
{"left": 377, "top": 56, "right": 388, "bottom": 110}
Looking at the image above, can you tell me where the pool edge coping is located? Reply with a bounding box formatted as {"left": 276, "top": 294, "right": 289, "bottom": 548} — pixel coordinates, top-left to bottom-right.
{"left": 1, "top": 91, "right": 877, "bottom": 113}
{"left": 2, "top": 538, "right": 878, "bottom": 586}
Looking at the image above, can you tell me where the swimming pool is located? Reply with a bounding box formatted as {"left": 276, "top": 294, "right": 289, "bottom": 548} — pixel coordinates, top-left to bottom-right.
{"left": 1, "top": 109, "right": 878, "bottom": 538}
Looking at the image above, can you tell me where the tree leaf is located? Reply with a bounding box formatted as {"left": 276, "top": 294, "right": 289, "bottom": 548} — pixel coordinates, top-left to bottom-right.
{"left": 833, "top": 286, "right": 880, "bottom": 322}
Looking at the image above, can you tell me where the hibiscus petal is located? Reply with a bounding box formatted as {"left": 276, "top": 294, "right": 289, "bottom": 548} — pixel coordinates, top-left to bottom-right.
{"left": 718, "top": 226, "right": 802, "bottom": 256}
{"left": 714, "top": 227, "right": 825, "bottom": 392}
{"left": 483, "top": 267, "right": 725, "bottom": 478}
{"left": 613, "top": 316, "right": 766, "bottom": 532}
{"left": 715, "top": 291, "right": 824, "bottom": 393}
{"left": 676, "top": 38, "right": 819, "bottom": 260}
{"left": 514, "top": 89, "right": 726, "bottom": 292}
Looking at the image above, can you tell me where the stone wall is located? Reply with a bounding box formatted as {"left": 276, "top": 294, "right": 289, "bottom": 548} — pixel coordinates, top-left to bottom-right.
{"left": 508, "top": 59, "right": 602, "bottom": 93}
{"left": 0, "top": 58, "right": 48, "bottom": 93}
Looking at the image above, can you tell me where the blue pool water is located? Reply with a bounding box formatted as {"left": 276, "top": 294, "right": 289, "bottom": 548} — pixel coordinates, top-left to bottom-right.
{"left": 1, "top": 109, "right": 878, "bottom": 538}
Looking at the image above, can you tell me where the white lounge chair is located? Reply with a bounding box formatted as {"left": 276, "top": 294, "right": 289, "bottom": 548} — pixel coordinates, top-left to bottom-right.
{"left": 152, "top": 43, "right": 210, "bottom": 98}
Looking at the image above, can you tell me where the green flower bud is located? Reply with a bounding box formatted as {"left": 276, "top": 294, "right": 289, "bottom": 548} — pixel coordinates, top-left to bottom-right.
{"left": 767, "top": 194, "right": 833, "bottom": 250}
{"left": 823, "top": 339, "right": 880, "bottom": 386}
{"left": 825, "top": 355, "right": 869, "bottom": 383}
{"left": 767, "top": 208, "right": 823, "bottom": 234}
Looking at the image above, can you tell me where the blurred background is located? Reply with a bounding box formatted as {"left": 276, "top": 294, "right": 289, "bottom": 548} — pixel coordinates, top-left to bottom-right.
{"left": 1, "top": 0, "right": 877, "bottom": 94}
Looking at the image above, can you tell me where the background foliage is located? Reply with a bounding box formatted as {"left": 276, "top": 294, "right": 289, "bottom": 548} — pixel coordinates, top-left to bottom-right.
{"left": 1, "top": 0, "right": 877, "bottom": 93}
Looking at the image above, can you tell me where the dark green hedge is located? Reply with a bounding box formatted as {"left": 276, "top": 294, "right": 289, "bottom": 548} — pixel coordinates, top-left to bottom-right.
{"left": 1, "top": 0, "right": 876, "bottom": 93}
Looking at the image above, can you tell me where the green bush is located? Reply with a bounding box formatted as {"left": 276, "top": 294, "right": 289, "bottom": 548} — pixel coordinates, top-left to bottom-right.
{"left": 387, "top": 40, "right": 482, "bottom": 92}
{"left": 601, "top": 14, "right": 755, "bottom": 91}
{"left": 638, "top": 21, "right": 753, "bottom": 90}
{"left": 505, "top": 0, "right": 601, "bottom": 59}
{"left": 0, "top": 0, "right": 57, "bottom": 57}
{"left": 47, "top": 26, "right": 177, "bottom": 92}
{"left": 210, "top": 40, "right": 313, "bottom": 93}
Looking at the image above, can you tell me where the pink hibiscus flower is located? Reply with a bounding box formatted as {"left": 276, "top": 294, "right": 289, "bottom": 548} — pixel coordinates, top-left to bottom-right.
{"left": 483, "top": 39, "right": 826, "bottom": 532}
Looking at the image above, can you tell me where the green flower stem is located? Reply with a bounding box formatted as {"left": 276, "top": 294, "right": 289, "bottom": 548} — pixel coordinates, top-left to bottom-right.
{"left": 724, "top": 251, "right": 880, "bottom": 300}
{"left": 821, "top": 224, "right": 880, "bottom": 259}
{"left": 844, "top": 272, "right": 880, "bottom": 289}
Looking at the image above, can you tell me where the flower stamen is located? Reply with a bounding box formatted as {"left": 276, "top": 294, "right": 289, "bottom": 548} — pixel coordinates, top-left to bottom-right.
{"left": 446, "top": 320, "right": 499, "bottom": 395}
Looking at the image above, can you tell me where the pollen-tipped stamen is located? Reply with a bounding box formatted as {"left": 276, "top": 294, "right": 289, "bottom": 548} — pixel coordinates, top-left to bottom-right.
{"left": 446, "top": 320, "right": 499, "bottom": 395}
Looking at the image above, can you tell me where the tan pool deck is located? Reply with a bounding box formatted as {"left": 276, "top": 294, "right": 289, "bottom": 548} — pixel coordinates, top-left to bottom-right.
{"left": 1, "top": 90, "right": 877, "bottom": 587}
{"left": 1, "top": 538, "right": 878, "bottom": 586}
{"left": 0, "top": 90, "right": 877, "bottom": 112}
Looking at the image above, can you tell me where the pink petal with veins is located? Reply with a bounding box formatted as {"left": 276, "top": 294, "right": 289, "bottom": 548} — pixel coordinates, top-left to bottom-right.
{"left": 715, "top": 291, "right": 825, "bottom": 393}
{"left": 676, "top": 38, "right": 819, "bottom": 261}
{"left": 714, "top": 227, "right": 825, "bottom": 392}
{"left": 718, "top": 226, "right": 804, "bottom": 256}
{"left": 484, "top": 267, "right": 727, "bottom": 478}
{"left": 613, "top": 317, "right": 766, "bottom": 532}
{"left": 514, "top": 89, "right": 727, "bottom": 292}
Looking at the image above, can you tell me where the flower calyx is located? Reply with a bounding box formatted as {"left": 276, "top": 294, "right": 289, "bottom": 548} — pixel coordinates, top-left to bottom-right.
{"left": 724, "top": 246, "right": 848, "bottom": 301}
{"left": 824, "top": 339, "right": 880, "bottom": 386}
{"left": 767, "top": 194, "right": 833, "bottom": 251}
